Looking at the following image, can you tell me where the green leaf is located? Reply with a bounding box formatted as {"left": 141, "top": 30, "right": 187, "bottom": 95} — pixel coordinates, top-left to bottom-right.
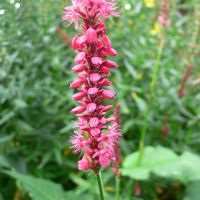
{"left": 184, "top": 180, "right": 200, "bottom": 200}
{"left": 124, "top": 59, "right": 137, "bottom": 79}
{"left": 0, "top": 134, "right": 14, "bottom": 143}
{"left": 4, "top": 170, "right": 66, "bottom": 200}
{"left": 0, "top": 111, "right": 15, "bottom": 126}
{"left": 121, "top": 146, "right": 200, "bottom": 183}
{"left": 0, "top": 156, "right": 12, "bottom": 169}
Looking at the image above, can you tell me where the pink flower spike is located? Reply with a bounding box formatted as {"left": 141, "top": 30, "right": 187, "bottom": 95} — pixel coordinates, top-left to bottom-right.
{"left": 88, "top": 87, "right": 98, "bottom": 95}
{"left": 86, "top": 27, "right": 98, "bottom": 43}
{"left": 102, "top": 90, "right": 115, "bottom": 99}
{"left": 89, "top": 117, "right": 99, "bottom": 127}
{"left": 75, "top": 52, "right": 86, "bottom": 64}
{"left": 87, "top": 103, "right": 97, "bottom": 113}
{"left": 78, "top": 156, "right": 90, "bottom": 170}
{"left": 91, "top": 57, "right": 103, "bottom": 65}
{"left": 70, "top": 79, "right": 84, "bottom": 88}
{"left": 72, "top": 92, "right": 85, "bottom": 101}
{"left": 90, "top": 73, "right": 101, "bottom": 82}
{"left": 72, "top": 64, "right": 86, "bottom": 73}
{"left": 90, "top": 128, "right": 101, "bottom": 137}
{"left": 65, "top": 0, "right": 121, "bottom": 171}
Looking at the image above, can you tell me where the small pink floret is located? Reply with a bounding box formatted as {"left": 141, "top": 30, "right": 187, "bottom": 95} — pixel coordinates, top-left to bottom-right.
{"left": 88, "top": 87, "right": 99, "bottom": 95}
{"left": 90, "top": 73, "right": 101, "bottom": 82}
{"left": 78, "top": 156, "right": 90, "bottom": 170}
{"left": 89, "top": 117, "right": 99, "bottom": 127}
{"left": 75, "top": 52, "right": 86, "bottom": 64}
{"left": 91, "top": 57, "right": 103, "bottom": 65}
{"left": 87, "top": 103, "right": 97, "bottom": 113}
{"left": 86, "top": 27, "right": 98, "bottom": 43}
{"left": 102, "top": 90, "right": 115, "bottom": 99}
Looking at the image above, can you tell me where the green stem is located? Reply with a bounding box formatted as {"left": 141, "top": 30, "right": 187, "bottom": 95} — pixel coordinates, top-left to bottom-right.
{"left": 115, "top": 176, "right": 120, "bottom": 200}
{"left": 150, "top": 34, "right": 165, "bottom": 95}
{"left": 137, "top": 31, "right": 165, "bottom": 166}
{"left": 96, "top": 171, "right": 105, "bottom": 200}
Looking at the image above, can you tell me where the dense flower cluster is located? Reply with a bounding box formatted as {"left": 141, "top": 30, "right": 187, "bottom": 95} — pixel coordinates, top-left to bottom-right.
{"left": 63, "top": 0, "right": 121, "bottom": 171}
{"left": 158, "top": 0, "right": 170, "bottom": 27}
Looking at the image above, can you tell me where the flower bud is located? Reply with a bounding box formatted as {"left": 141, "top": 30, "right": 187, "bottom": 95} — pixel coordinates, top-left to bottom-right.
{"left": 72, "top": 92, "right": 85, "bottom": 100}
{"left": 87, "top": 103, "right": 97, "bottom": 113}
{"left": 100, "top": 66, "right": 110, "bottom": 75}
{"left": 106, "top": 117, "right": 116, "bottom": 123}
{"left": 70, "top": 79, "right": 84, "bottom": 88}
{"left": 71, "top": 64, "right": 86, "bottom": 73}
{"left": 90, "top": 73, "right": 101, "bottom": 82}
{"left": 102, "top": 90, "right": 115, "bottom": 99}
{"left": 75, "top": 52, "right": 86, "bottom": 64}
{"left": 90, "top": 128, "right": 100, "bottom": 136}
{"left": 72, "top": 36, "right": 79, "bottom": 50}
{"left": 71, "top": 106, "right": 86, "bottom": 114}
{"left": 105, "top": 48, "right": 118, "bottom": 56}
{"left": 103, "top": 60, "right": 118, "bottom": 68}
{"left": 76, "top": 35, "right": 86, "bottom": 45}
{"left": 99, "top": 78, "right": 112, "bottom": 86}
{"left": 102, "top": 105, "right": 113, "bottom": 112}
{"left": 86, "top": 27, "right": 97, "bottom": 43}
{"left": 102, "top": 36, "right": 111, "bottom": 47}
{"left": 88, "top": 87, "right": 98, "bottom": 95}
{"left": 89, "top": 117, "right": 99, "bottom": 127}
{"left": 91, "top": 57, "right": 103, "bottom": 65}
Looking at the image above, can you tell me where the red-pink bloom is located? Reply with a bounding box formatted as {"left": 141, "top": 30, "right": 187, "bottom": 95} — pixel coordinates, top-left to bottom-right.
{"left": 64, "top": 0, "right": 121, "bottom": 171}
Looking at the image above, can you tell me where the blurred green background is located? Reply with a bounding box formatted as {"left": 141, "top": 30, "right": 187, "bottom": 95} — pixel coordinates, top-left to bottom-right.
{"left": 0, "top": 0, "right": 199, "bottom": 199}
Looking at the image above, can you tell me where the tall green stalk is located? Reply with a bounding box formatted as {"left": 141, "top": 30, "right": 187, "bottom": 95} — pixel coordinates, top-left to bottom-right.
{"left": 96, "top": 171, "right": 105, "bottom": 200}
{"left": 137, "top": 30, "right": 165, "bottom": 166}
{"left": 115, "top": 176, "right": 120, "bottom": 200}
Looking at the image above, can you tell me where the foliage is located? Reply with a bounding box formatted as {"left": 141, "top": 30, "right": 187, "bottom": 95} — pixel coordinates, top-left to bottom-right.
{"left": 121, "top": 146, "right": 200, "bottom": 183}
{"left": 0, "top": 0, "right": 199, "bottom": 199}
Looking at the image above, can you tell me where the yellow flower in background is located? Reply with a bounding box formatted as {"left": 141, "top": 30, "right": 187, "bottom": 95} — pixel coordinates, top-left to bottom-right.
{"left": 131, "top": 92, "right": 138, "bottom": 100}
{"left": 144, "top": 0, "right": 155, "bottom": 8}
{"left": 136, "top": 72, "right": 143, "bottom": 80}
{"left": 150, "top": 22, "right": 161, "bottom": 35}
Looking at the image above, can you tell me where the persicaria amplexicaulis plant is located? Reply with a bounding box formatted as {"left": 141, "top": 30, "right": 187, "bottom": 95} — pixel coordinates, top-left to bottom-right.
{"left": 158, "top": 0, "right": 170, "bottom": 27}
{"left": 62, "top": 0, "right": 121, "bottom": 177}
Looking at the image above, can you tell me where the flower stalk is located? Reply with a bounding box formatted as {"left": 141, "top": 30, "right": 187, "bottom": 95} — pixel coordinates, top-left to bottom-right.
{"left": 96, "top": 171, "right": 105, "bottom": 200}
